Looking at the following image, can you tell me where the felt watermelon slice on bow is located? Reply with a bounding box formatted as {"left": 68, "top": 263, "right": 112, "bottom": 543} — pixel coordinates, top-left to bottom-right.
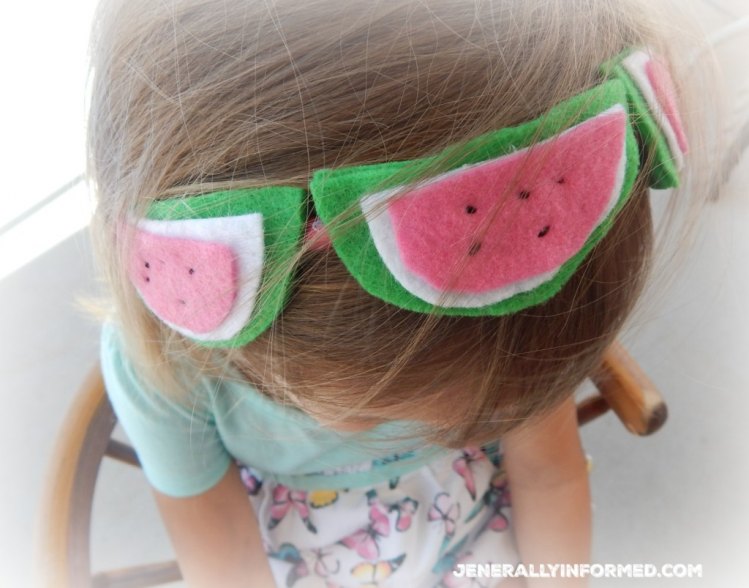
{"left": 364, "top": 106, "right": 628, "bottom": 306}
{"left": 310, "top": 81, "right": 639, "bottom": 316}
{"left": 130, "top": 214, "right": 261, "bottom": 340}
{"left": 129, "top": 187, "right": 305, "bottom": 347}
{"left": 602, "top": 49, "right": 688, "bottom": 189}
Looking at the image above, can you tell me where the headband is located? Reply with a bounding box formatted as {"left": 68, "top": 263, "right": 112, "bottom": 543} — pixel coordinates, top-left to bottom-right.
{"left": 127, "top": 49, "right": 687, "bottom": 348}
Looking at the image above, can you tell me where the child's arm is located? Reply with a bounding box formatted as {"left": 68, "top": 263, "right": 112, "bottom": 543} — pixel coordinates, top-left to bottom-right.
{"left": 153, "top": 464, "right": 277, "bottom": 588}
{"left": 502, "top": 394, "right": 591, "bottom": 588}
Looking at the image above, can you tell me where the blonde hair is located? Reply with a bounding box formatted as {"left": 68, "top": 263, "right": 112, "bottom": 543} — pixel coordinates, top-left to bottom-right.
{"left": 88, "top": 0, "right": 713, "bottom": 447}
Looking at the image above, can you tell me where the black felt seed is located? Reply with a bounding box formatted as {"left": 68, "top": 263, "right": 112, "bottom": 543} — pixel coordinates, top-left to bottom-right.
{"left": 518, "top": 190, "right": 531, "bottom": 200}
{"left": 189, "top": 268, "right": 195, "bottom": 275}
{"left": 466, "top": 205, "right": 477, "bottom": 214}
{"left": 557, "top": 177, "right": 565, "bottom": 184}
{"left": 469, "top": 242, "right": 482, "bottom": 256}
{"left": 144, "top": 261, "right": 150, "bottom": 268}
{"left": 144, "top": 277, "right": 150, "bottom": 283}
{"left": 538, "top": 225, "right": 551, "bottom": 238}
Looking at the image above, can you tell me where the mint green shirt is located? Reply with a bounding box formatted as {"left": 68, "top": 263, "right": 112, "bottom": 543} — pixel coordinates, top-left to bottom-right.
{"left": 100, "top": 323, "right": 448, "bottom": 497}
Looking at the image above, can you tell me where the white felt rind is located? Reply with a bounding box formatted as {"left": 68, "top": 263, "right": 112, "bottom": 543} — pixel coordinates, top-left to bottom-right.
{"left": 360, "top": 105, "right": 628, "bottom": 308}
{"left": 136, "top": 213, "right": 264, "bottom": 342}
{"left": 621, "top": 50, "right": 685, "bottom": 171}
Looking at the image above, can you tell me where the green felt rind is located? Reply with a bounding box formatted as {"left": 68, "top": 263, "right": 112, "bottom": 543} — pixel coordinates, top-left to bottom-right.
{"left": 601, "top": 52, "right": 680, "bottom": 189}
{"left": 310, "top": 80, "right": 640, "bottom": 316}
{"left": 146, "top": 187, "right": 306, "bottom": 347}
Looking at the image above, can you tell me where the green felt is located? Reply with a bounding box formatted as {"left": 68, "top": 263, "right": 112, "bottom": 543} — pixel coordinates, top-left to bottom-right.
{"left": 134, "top": 53, "right": 680, "bottom": 344}
{"left": 146, "top": 187, "right": 306, "bottom": 347}
{"left": 601, "top": 52, "right": 680, "bottom": 189}
{"left": 309, "top": 80, "right": 640, "bottom": 316}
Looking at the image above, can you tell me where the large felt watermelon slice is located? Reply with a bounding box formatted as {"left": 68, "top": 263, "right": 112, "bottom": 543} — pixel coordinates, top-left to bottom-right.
{"left": 129, "top": 187, "right": 305, "bottom": 347}
{"left": 310, "top": 80, "right": 638, "bottom": 316}
{"left": 603, "top": 49, "right": 688, "bottom": 189}
{"left": 361, "top": 106, "right": 628, "bottom": 307}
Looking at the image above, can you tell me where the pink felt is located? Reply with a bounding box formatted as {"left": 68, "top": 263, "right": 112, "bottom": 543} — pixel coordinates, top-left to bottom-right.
{"left": 129, "top": 228, "right": 238, "bottom": 333}
{"left": 304, "top": 217, "right": 332, "bottom": 250}
{"left": 645, "top": 58, "right": 688, "bottom": 154}
{"left": 387, "top": 109, "right": 627, "bottom": 293}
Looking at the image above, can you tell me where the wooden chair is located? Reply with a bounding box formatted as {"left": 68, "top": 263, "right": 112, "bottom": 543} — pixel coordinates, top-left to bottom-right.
{"left": 38, "top": 339, "right": 666, "bottom": 588}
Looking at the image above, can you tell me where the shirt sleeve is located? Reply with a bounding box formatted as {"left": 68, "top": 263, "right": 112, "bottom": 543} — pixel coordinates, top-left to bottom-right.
{"left": 99, "top": 322, "right": 233, "bottom": 497}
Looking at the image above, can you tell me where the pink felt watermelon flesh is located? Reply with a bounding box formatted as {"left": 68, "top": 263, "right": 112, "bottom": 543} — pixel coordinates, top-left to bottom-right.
{"left": 128, "top": 213, "right": 265, "bottom": 341}
{"left": 645, "top": 58, "right": 688, "bottom": 154}
{"left": 360, "top": 106, "right": 627, "bottom": 306}
{"left": 130, "top": 229, "right": 237, "bottom": 334}
{"left": 622, "top": 51, "right": 688, "bottom": 168}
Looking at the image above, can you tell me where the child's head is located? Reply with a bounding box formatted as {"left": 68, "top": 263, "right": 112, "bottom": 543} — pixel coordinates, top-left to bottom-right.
{"left": 88, "top": 0, "right": 707, "bottom": 446}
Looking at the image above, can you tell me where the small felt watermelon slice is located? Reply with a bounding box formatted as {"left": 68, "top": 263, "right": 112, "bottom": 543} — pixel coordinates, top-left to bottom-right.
{"left": 130, "top": 213, "right": 263, "bottom": 341}
{"left": 605, "top": 49, "right": 688, "bottom": 188}
{"left": 361, "top": 106, "right": 629, "bottom": 307}
{"left": 129, "top": 187, "right": 305, "bottom": 347}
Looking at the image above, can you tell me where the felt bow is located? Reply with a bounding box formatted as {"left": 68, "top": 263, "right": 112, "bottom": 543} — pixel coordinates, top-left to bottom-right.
{"left": 128, "top": 48, "right": 687, "bottom": 347}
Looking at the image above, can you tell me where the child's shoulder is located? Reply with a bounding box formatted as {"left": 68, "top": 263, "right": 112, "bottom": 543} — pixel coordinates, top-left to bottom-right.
{"left": 100, "top": 321, "right": 321, "bottom": 428}
{"left": 100, "top": 321, "right": 213, "bottom": 417}
{"left": 99, "top": 322, "right": 451, "bottom": 493}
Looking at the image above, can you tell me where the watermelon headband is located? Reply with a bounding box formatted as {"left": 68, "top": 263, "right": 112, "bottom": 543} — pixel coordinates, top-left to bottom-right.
{"left": 127, "top": 49, "right": 687, "bottom": 348}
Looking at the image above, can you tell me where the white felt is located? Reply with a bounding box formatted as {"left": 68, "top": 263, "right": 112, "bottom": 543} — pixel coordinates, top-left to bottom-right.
{"left": 360, "top": 105, "right": 628, "bottom": 308}
{"left": 136, "top": 213, "right": 264, "bottom": 342}
{"left": 621, "top": 50, "right": 685, "bottom": 171}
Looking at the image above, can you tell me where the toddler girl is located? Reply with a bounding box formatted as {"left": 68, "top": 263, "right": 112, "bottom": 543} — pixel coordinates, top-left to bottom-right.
{"left": 88, "top": 0, "right": 706, "bottom": 586}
